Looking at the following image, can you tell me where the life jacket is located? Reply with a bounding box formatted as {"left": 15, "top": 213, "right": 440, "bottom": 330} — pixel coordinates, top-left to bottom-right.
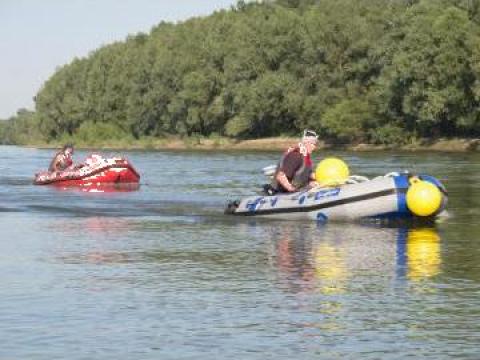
{"left": 271, "top": 143, "right": 313, "bottom": 192}
{"left": 49, "top": 152, "right": 73, "bottom": 172}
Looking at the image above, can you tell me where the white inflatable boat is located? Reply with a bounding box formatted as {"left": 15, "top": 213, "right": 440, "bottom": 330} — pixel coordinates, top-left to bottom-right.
{"left": 225, "top": 173, "right": 447, "bottom": 222}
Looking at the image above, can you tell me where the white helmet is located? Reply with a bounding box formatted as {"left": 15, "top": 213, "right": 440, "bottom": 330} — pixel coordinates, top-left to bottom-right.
{"left": 302, "top": 129, "right": 318, "bottom": 144}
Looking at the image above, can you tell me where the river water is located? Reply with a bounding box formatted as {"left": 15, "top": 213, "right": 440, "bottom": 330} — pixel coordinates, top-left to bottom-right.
{"left": 0, "top": 145, "right": 479, "bottom": 359}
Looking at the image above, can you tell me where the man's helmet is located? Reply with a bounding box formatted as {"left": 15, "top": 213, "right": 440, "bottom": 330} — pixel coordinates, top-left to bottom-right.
{"left": 302, "top": 129, "right": 318, "bottom": 144}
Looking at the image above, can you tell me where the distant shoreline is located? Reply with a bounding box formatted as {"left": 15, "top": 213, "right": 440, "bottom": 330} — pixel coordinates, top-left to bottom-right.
{"left": 23, "top": 136, "right": 480, "bottom": 152}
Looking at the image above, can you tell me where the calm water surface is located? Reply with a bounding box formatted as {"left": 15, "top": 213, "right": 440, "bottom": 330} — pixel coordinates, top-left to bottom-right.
{"left": 0, "top": 146, "right": 479, "bottom": 359}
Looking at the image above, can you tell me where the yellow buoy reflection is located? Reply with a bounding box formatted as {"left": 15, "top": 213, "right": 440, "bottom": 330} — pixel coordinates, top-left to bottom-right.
{"left": 313, "top": 243, "right": 348, "bottom": 294}
{"left": 407, "top": 228, "right": 441, "bottom": 280}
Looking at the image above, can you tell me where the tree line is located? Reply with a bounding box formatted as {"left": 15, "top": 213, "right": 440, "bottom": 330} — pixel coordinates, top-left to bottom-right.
{"left": 2, "top": 0, "right": 480, "bottom": 146}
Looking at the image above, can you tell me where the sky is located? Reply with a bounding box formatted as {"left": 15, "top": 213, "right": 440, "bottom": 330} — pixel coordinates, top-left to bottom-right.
{"left": 0, "top": 0, "right": 240, "bottom": 119}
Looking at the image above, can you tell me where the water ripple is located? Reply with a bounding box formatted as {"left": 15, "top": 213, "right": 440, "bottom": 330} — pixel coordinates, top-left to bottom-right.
{"left": 0, "top": 146, "right": 479, "bottom": 359}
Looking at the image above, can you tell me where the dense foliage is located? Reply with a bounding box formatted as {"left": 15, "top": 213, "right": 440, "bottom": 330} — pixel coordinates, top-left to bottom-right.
{"left": 0, "top": 109, "right": 40, "bottom": 145}
{"left": 3, "top": 0, "right": 480, "bottom": 146}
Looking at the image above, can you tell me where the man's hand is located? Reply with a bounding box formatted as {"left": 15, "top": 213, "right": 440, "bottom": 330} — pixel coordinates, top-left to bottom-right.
{"left": 275, "top": 171, "right": 296, "bottom": 192}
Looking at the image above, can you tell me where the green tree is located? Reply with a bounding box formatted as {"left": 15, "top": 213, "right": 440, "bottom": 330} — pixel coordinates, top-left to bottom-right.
{"left": 376, "top": 2, "right": 479, "bottom": 137}
{"left": 6, "top": 0, "right": 480, "bottom": 145}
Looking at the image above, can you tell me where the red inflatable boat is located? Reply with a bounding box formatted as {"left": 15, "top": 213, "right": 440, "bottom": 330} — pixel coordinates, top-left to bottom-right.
{"left": 34, "top": 154, "right": 140, "bottom": 188}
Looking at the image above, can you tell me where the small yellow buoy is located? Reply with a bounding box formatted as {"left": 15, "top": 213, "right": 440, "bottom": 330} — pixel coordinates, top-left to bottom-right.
{"left": 315, "top": 157, "right": 350, "bottom": 186}
{"left": 406, "top": 179, "right": 442, "bottom": 217}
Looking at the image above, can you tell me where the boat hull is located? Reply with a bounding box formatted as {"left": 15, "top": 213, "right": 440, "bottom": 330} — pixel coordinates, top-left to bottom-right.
{"left": 34, "top": 155, "right": 140, "bottom": 188}
{"left": 226, "top": 174, "right": 447, "bottom": 222}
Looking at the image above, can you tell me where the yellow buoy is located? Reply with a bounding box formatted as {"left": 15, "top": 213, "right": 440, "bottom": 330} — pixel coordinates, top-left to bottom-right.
{"left": 406, "top": 179, "right": 442, "bottom": 217}
{"left": 315, "top": 158, "right": 350, "bottom": 186}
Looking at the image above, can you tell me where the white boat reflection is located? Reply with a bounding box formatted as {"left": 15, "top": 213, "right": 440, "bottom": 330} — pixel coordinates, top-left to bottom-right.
{"left": 265, "top": 223, "right": 442, "bottom": 294}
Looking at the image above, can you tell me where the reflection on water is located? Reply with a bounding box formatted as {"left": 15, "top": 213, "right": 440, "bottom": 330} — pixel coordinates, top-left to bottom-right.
{"left": 269, "top": 224, "right": 443, "bottom": 295}
{"left": 273, "top": 225, "right": 316, "bottom": 293}
{"left": 265, "top": 224, "right": 446, "bottom": 338}
{"left": 59, "top": 251, "right": 132, "bottom": 266}
{"left": 50, "top": 217, "right": 137, "bottom": 265}
{"left": 405, "top": 228, "right": 441, "bottom": 280}
{"left": 51, "top": 183, "right": 141, "bottom": 193}
{"left": 313, "top": 243, "right": 349, "bottom": 295}
{"left": 48, "top": 216, "right": 137, "bottom": 235}
{"left": 1, "top": 146, "right": 479, "bottom": 359}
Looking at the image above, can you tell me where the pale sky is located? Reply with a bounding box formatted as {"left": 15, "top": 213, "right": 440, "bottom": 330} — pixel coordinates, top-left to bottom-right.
{"left": 0, "top": 0, "right": 240, "bottom": 119}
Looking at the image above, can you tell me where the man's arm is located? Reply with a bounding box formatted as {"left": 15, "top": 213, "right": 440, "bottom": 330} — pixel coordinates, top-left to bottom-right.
{"left": 275, "top": 171, "right": 296, "bottom": 192}
{"left": 49, "top": 156, "right": 60, "bottom": 172}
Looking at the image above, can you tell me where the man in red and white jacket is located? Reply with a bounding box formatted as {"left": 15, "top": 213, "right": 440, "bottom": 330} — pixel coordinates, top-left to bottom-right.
{"left": 271, "top": 130, "right": 319, "bottom": 193}
{"left": 49, "top": 144, "right": 75, "bottom": 173}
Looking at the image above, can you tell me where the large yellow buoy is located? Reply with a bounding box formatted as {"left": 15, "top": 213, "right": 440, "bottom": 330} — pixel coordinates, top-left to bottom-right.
{"left": 406, "top": 179, "right": 442, "bottom": 217}
{"left": 315, "top": 158, "right": 350, "bottom": 186}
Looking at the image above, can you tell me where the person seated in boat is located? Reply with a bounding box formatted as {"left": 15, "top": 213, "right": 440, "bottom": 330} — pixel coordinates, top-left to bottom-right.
{"left": 268, "top": 130, "right": 319, "bottom": 194}
{"left": 48, "top": 144, "right": 75, "bottom": 173}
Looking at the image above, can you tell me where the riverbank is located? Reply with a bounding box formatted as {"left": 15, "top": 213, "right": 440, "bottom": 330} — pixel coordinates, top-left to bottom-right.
{"left": 24, "top": 136, "right": 480, "bottom": 152}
